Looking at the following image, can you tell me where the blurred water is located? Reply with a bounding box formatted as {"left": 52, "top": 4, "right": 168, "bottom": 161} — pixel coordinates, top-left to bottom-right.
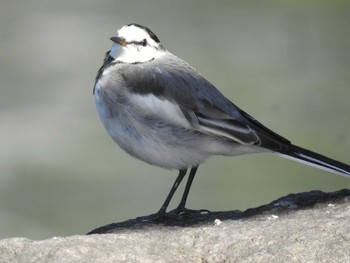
{"left": 1, "top": 0, "right": 350, "bottom": 239}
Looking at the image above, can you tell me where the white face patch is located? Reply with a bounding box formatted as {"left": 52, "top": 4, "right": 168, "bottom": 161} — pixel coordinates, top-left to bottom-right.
{"left": 117, "top": 25, "right": 158, "bottom": 47}
{"left": 110, "top": 24, "right": 165, "bottom": 64}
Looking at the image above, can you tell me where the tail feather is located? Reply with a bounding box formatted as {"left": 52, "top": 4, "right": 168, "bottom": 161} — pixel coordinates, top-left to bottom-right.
{"left": 276, "top": 145, "right": 350, "bottom": 178}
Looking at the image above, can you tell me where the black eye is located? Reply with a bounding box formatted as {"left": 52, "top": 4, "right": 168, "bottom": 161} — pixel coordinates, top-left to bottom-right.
{"left": 142, "top": 39, "right": 147, "bottom": 46}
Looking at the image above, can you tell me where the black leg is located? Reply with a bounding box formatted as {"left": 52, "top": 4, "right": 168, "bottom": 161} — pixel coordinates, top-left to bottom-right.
{"left": 177, "top": 166, "right": 198, "bottom": 210}
{"left": 169, "top": 166, "right": 211, "bottom": 216}
{"left": 157, "top": 169, "right": 187, "bottom": 215}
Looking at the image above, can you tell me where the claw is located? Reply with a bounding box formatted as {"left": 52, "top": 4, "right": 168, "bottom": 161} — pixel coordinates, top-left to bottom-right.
{"left": 169, "top": 207, "right": 212, "bottom": 217}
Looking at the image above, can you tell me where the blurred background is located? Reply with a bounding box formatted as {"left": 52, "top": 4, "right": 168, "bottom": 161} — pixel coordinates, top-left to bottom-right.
{"left": 1, "top": 0, "right": 350, "bottom": 240}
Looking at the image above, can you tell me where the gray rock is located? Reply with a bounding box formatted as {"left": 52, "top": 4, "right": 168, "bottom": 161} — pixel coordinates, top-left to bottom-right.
{"left": 1, "top": 191, "right": 349, "bottom": 263}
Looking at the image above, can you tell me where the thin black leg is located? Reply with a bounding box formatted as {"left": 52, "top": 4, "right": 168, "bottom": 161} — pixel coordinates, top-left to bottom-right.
{"left": 177, "top": 166, "right": 198, "bottom": 210}
{"left": 157, "top": 169, "right": 187, "bottom": 215}
{"left": 169, "top": 166, "right": 211, "bottom": 216}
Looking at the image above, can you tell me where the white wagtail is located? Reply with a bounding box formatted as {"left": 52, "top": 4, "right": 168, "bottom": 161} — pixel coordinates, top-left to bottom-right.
{"left": 94, "top": 23, "right": 350, "bottom": 216}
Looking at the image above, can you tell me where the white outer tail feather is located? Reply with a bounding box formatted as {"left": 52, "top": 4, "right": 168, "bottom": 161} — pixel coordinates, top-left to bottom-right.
{"left": 275, "top": 150, "right": 350, "bottom": 178}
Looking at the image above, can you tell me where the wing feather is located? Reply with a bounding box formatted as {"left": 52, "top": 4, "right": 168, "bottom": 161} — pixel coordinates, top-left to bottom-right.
{"left": 118, "top": 53, "right": 290, "bottom": 149}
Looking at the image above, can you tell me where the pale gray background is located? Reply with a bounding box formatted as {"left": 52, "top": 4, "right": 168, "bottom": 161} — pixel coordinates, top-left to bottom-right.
{"left": 1, "top": 0, "right": 350, "bottom": 239}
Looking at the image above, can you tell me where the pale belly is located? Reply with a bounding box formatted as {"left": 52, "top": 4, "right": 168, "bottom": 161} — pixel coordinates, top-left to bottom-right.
{"left": 94, "top": 82, "right": 261, "bottom": 170}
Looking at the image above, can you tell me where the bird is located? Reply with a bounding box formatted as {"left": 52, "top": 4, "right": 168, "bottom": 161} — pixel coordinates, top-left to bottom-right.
{"left": 93, "top": 23, "right": 350, "bottom": 217}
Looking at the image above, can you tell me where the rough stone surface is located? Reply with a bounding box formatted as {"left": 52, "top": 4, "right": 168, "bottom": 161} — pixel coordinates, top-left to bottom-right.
{"left": 88, "top": 189, "right": 350, "bottom": 234}
{"left": 1, "top": 190, "right": 350, "bottom": 263}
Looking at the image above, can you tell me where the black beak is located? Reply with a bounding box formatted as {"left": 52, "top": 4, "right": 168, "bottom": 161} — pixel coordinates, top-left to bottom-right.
{"left": 110, "top": 36, "right": 127, "bottom": 46}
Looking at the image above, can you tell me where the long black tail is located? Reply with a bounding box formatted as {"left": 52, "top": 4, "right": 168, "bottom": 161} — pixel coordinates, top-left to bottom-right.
{"left": 275, "top": 144, "right": 350, "bottom": 178}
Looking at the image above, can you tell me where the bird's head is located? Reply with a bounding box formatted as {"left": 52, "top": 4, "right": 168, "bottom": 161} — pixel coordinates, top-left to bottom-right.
{"left": 109, "top": 23, "right": 164, "bottom": 63}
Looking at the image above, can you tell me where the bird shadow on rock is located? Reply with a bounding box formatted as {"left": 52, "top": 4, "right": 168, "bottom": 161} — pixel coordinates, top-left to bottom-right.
{"left": 87, "top": 189, "right": 350, "bottom": 235}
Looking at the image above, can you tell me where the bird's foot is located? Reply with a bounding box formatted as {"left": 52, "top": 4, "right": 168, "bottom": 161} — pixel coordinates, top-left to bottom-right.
{"left": 168, "top": 206, "right": 211, "bottom": 218}
{"left": 148, "top": 207, "right": 211, "bottom": 223}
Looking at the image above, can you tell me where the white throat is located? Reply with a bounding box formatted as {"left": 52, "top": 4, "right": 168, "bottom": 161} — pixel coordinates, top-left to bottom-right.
{"left": 109, "top": 43, "right": 164, "bottom": 64}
